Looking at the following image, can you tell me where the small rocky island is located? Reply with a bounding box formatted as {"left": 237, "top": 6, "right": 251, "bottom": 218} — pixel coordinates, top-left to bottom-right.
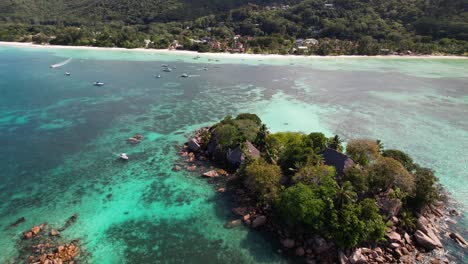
{"left": 8, "top": 213, "right": 85, "bottom": 263}
{"left": 180, "top": 113, "right": 466, "bottom": 263}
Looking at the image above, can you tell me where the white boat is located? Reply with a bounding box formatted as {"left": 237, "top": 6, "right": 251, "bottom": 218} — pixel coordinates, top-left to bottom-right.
{"left": 156, "top": 75, "right": 161, "bottom": 78}
{"left": 181, "top": 73, "right": 189, "bottom": 78}
{"left": 163, "top": 68, "right": 172, "bottom": 72}
{"left": 93, "top": 81, "right": 105, "bottom": 86}
{"left": 161, "top": 64, "right": 168, "bottom": 67}
{"left": 120, "top": 153, "right": 129, "bottom": 160}
{"left": 50, "top": 58, "right": 72, "bottom": 68}
{"left": 65, "top": 72, "right": 71, "bottom": 76}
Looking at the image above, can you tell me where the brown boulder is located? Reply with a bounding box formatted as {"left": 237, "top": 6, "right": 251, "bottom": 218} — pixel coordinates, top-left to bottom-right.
{"left": 23, "top": 231, "right": 33, "bottom": 239}
{"left": 394, "top": 248, "right": 403, "bottom": 258}
{"left": 31, "top": 225, "right": 41, "bottom": 235}
{"left": 50, "top": 229, "right": 59, "bottom": 236}
{"left": 386, "top": 231, "right": 401, "bottom": 242}
{"left": 232, "top": 207, "right": 248, "bottom": 216}
{"left": 389, "top": 242, "right": 401, "bottom": 249}
{"left": 252, "top": 215, "right": 267, "bottom": 228}
{"left": 281, "top": 238, "right": 295, "bottom": 249}
{"left": 374, "top": 247, "right": 383, "bottom": 255}
{"left": 295, "top": 247, "right": 305, "bottom": 256}
{"left": 186, "top": 165, "right": 197, "bottom": 171}
{"left": 449, "top": 232, "right": 467, "bottom": 247}
{"left": 449, "top": 209, "right": 460, "bottom": 216}
{"left": 417, "top": 216, "right": 431, "bottom": 234}
{"left": 338, "top": 250, "right": 348, "bottom": 264}
{"left": 243, "top": 214, "right": 250, "bottom": 221}
{"left": 414, "top": 230, "right": 439, "bottom": 250}
{"left": 400, "top": 247, "right": 410, "bottom": 255}
{"left": 312, "top": 235, "right": 330, "bottom": 254}
{"left": 403, "top": 232, "right": 412, "bottom": 245}
{"left": 375, "top": 256, "right": 385, "bottom": 263}
{"left": 349, "top": 248, "right": 366, "bottom": 264}
{"left": 187, "top": 138, "right": 201, "bottom": 152}
{"left": 202, "top": 170, "right": 219, "bottom": 178}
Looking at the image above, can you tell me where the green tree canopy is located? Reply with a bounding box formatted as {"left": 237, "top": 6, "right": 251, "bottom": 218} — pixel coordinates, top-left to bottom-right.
{"left": 243, "top": 159, "right": 282, "bottom": 202}
{"left": 346, "top": 139, "right": 381, "bottom": 166}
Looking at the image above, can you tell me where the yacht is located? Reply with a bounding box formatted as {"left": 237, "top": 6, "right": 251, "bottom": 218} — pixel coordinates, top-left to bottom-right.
{"left": 181, "top": 73, "right": 189, "bottom": 78}
{"left": 93, "top": 81, "right": 105, "bottom": 86}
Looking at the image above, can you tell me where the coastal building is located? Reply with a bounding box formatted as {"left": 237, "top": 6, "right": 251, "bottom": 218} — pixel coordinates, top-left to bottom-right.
{"left": 319, "top": 148, "right": 354, "bottom": 177}
{"left": 305, "top": 38, "right": 319, "bottom": 46}
{"left": 210, "top": 40, "right": 222, "bottom": 50}
{"left": 227, "top": 141, "right": 260, "bottom": 167}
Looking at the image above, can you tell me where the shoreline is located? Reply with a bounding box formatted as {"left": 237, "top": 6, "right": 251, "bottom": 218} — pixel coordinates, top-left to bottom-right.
{"left": 1, "top": 41, "right": 467, "bottom": 60}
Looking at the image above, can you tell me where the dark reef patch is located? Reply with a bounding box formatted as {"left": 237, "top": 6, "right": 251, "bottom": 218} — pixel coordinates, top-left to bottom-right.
{"left": 106, "top": 219, "right": 247, "bottom": 263}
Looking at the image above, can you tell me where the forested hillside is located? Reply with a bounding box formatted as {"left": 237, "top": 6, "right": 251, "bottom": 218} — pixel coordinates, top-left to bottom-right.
{"left": 0, "top": 0, "right": 466, "bottom": 55}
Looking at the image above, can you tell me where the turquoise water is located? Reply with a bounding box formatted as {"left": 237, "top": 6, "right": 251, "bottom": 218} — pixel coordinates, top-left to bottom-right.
{"left": 0, "top": 45, "right": 467, "bottom": 263}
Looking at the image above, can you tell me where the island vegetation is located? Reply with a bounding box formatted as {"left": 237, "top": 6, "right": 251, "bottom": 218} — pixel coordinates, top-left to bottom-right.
{"left": 0, "top": 0, "right": 467, "bottom": 55}
{"left": 181, "top": 113, "right": 466, "bottom": 263}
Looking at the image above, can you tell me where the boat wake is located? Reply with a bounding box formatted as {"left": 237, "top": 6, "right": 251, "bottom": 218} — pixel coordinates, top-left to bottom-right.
{"left": 50, "top": 58, "right": 72, "bottom": 68}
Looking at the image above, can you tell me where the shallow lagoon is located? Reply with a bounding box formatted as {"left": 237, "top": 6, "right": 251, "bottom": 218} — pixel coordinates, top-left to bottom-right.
{"left": 0, "top": 45, "right": 467, "bottom": 263}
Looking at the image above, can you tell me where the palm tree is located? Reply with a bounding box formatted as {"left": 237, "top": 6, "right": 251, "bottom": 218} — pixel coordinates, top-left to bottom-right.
{"left": 336, "top": 181, "right": 357, "bottom": 209}
{"left": 328, "top": 135, "right": 343, "bottom": 152}
{"left": 376, "top": 139, "right": 384, "bottom": 154}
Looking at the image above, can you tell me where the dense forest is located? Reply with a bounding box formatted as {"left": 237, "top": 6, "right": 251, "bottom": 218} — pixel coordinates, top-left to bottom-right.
{"left": 0, "top": 0, "right": 467, "bottom": 55}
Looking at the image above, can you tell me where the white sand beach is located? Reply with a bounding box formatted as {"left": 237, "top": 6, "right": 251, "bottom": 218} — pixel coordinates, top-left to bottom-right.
{"left": 1, "top": 41, "right": 466, "bottom": 60}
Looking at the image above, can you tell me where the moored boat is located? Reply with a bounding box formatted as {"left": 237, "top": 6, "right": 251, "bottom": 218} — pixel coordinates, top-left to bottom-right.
{"left": 120, "top": 153, "right": 129, "bottom": 160}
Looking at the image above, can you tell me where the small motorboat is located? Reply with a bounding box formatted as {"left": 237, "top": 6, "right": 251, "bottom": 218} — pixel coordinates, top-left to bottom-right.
{"left": 93, "top": 81, "right": 105, "bottom": 86}
{"left": 203, "top": 67, "right": 208, "bottom": 71}
{"left": 161, "top": 64, "right": 168, "bottom": 67}
{"left": 120, "top": 153, "right": 129, "bottom": 160}
{"left": 163, "top": 68, "right": 172, "bottom": 72}
{"left": 156, "top": 75, "right": 161, "bottom": 78}
{"left": 65, "top": 72, "right": 71, "bottom": 76}
{"left": 181, "top": 73, "right": 189, "bottom": 78}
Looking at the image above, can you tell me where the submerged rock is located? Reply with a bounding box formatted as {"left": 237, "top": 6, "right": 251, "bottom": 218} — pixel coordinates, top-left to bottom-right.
{"left": 8, "top": 217, "right": 26, "bottom": 228}
{"left": 224, "top": 219, "right": 242, "bottom": 228}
